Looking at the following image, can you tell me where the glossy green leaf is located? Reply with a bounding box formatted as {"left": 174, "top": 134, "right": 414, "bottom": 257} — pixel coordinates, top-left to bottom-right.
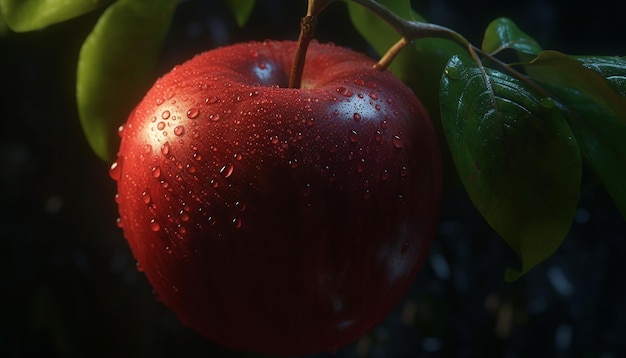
{"left": 222, "top": 0, "right": 255, "bottom": 27}
{"left": 482, "top": 17, "right": 542, "bottom": 56}
{"left": 77, "top": 0, "right": 177, "bottom": 162}
{"left": 575, "top": 56, "right": 626, "bottom": 96}
{"left": 0, "top": 0, "right": 111, "bottom": 32}
{"left": 525, "top": 51, "right": 626, "bottom": 219}
{"left": 440, "top": 55, "right": 581, "bottom": 281}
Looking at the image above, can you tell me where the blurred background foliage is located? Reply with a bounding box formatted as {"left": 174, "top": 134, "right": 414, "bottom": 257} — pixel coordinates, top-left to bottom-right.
{"left": 1, "top": 0, "right": 625, "bottom": 357}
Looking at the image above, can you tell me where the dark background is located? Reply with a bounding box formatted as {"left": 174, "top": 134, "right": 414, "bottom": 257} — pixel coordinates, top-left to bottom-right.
{"left": 2, "top": 0, "right": 625, "bottom": 357}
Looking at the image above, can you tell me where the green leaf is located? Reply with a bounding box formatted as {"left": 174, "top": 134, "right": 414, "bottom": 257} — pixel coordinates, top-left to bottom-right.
{"left": 221, "top": 0, "right": 255, "bottom": 27}
{"left": 482, "top": 17, "right": 542, "bottom": 56}
{"left": 77, "top": 0, "right": 177, "bottom": 162}
{"left": 440, "top": 55, "right": 582, "bottom": 281}
{"left": 574, "top": 56, "right": 626, "bottom": 96}
{"left": 0, "top": 0, "right": 112, "bottom": 32}
{"left": 525, "top": 51, "right": 626, "bottom": 218}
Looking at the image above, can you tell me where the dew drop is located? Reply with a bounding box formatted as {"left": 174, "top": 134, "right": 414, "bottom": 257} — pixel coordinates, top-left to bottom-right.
{"left": 234, "top": 153, "right": 243, "bottom": 161}
{"left": 180, "top": 211, "right": 189, "bottom": 222}
{"left": 540, "top": 97, "right": 556, "bottom": 110}
{"left": 161, "top": 142, "right": 170, "bottom": 156}
{"left": 353, "top": 113, "right": 362, "bottom": 122}
{"left": 157, "top": 121, "right": 166, "bottom": 130}
{"left": 161, "top": 110, "right": 171, "bottom": 119}
{"left": 136, "top": 262, "right": 144, "bottom": 272}
{"left": 209, "top": 114, "right": 220, "bottom": 122}
{"left": 187, "top": 108, "right": 200, "bottom": 119}
{"left": 156, "top": 98, "right": 164, "bottom": 105}
{"left": 336, "top": 86, "right": 353, "bottom": 97}
{"left": 392, "top": 135, "right": 404, "bottom": 149}
{"left": 109, "top": 161, "right": 121, "bottom": 180}
{"left": 142, "top": 191, "right": 151, "bottom": 205}
{"left": 210, "top": 178, "right": 219, "bottom": 188}
{"left": 186, "top": 164, "right": 196, "bottom": 174}
{"left": 152, "top": 166, "right": 162, "bottom": 178}
{"left": 117, "top": 125, "right": 124, "bottom": 136}
{"left": 206, "top": 96, "right": 218, "bottom": 105}
{"left": 369, "top": 92, "right": 378, "bottom": 100}
{"left": 220, "top": 164, "right": 234, "bottom": 178}
{"left": 143, "top": 144, "right": 152, "bottom": 154}
{"left": 355, "top": 78, "right": 365, "bottom": 86}
{"left": 444, "top": 66, "right": 460, "bottom": 80}
{"left": 258, "top": 62, "right": 267, "bottom": 69}
{"left": 165, "top": 246, "right": 173, "bottom": 254}
{"left": 374, "top": 130, "right": 383, "bottom": 143}
{"left": 150, "top": 219, "right": 161, "bottom": 232}
{"left": 174, "top": 125, "right": 185, "bottom": 136}
{"left": 116, "top": 217, "right": 123, "bottom": 228}
{"left": 356, "top": 159, "right": 366, "bottom": 173}
{"left": 381, "top": 118, "right": 390, "bottom": 129}
{"left": 349, "top": 130, "right": 359, "bottom": 143}
{"left": 232, "top": 217, "right": 242, "bottom": 229}
{"left": 250, "top": 49, "right": 259, "bottom": 58}
{"left": 381, "top": 169, "right": 390, "bottom": 181}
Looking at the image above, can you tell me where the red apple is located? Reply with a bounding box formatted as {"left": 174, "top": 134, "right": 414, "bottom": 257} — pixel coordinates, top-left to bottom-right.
{"left": 111, "top": 40, "right": 441, "bottom": 355}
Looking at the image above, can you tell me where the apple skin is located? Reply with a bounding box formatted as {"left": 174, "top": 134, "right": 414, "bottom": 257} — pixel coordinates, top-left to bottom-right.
{"left": 112, "top": 40, "right": 441, "bottom": 355}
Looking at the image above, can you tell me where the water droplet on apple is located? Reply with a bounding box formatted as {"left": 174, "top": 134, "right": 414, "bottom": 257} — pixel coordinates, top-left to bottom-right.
{"left": 180, "top": 211, "right": 190, "bottom": 222}
{"left": 374, "top": 130, "right": 383, "bottom": 143}
{"left": 142, "top": 191, "right": 151, "bottom": 205}
{"left": 186, "top": 164, "right": 196, "bottom": 174}
{"left": 353, "top": 113, "right": 361, "bottom": 122}
{"left": 161, "top": 110, "right": 171, "bottom": 119}
{"left": 381, "top": 169, "right": 390, "bottom": 181}
{"left": 220, "top": 164, "right": 234, "bottom": 178}
{"left": 289, "top": 159, "right": 299, "bottom": 168}
{"left": 392, "top": 135, "right": 404, "bottom": 149}
{"left": 400, "top": 165, "right": 408, "bottom": 180}
{"left": 161, "top": 142, "right": 170, "bottom": 156}
{"left": 210, "top": 178, "right": 219, "bottom": 188}
{"left": 207, "top": 216, "right": 216, "bottom": 226}
{"left": 206, "top": 96, "right": 218, "bottom": 105}
{"left": 143, "top": 144, "right": 152, "bottom": 154}
{"left": 250, "top": 49, "right": 259, "bottom": 58}
{"left": 356, "top": 159, "right": 365, "bottom": 173}
{"left": 174, "top": 126, "right": 185, "bottom": 136}
{"left": 187, "top": 108, "right": 200, "bottom": 119}
{"left": 349, "top": 130, "right": 359, "bottom": 143}
{"left": 354, "top": 78, "right": 365, "bottom": 86}
{"left": 157, "top": 121, "right": 166, "bottom": 130}
{"left": 117, "top": 125, "right": 124, "bottom": 136}
{"left": 150, "top": 219, "right": 161, "bottom": 232}
{"left": 152, "top": 166, "right": 162, "bottom": 178}
{"left": 116, "top": 217, "right": 123, "bottom": 228}
{"left": 232, "top": 217, "right": 242, "bottom": 229}
{"left": 156, "top": 98, "right": 164, "bottom": 105}
{"left": 136, "top": 261, "right": 144, "bottom": 272}
{"left": 109, "top": 160, "right": 121, "bottom": 180}
{"left": 369, "top": 92, "right": 378, "bottom": 100}
{"left": 209, "top": 114, "right": 220, "bottom": 122}
{"left": 381, "top": 118, "right": 390, "bottom": 129}
{"left": 165, "top": 246, "right": 173, "bottom": 254}
{"left": 336, "top": 87, "right": 353, "bottom": 97}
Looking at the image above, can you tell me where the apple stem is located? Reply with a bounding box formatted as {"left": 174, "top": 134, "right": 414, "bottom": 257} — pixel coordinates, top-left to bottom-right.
{"left": 289, "top": 0, "right": 335, "bottom": 89}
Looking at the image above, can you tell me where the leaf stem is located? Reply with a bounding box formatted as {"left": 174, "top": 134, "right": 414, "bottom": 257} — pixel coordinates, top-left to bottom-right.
{"left": 346, "top": 0, "right": 471, "bottom": 70}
